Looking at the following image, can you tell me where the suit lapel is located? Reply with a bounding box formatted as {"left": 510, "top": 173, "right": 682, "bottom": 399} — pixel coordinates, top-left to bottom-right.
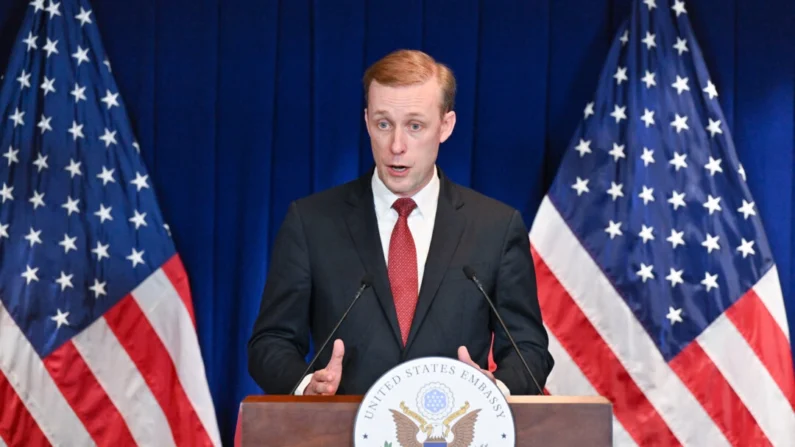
{"left": 344, "top": 174, "right": 403, "bottom": 347}
{"left": 404, "top": 173, "right": 465, "bottom": 353}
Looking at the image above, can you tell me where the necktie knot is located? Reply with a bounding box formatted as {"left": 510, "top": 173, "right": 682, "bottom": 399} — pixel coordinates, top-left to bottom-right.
{"left": 392, "top": 198, "right": 417, "bottom": 218}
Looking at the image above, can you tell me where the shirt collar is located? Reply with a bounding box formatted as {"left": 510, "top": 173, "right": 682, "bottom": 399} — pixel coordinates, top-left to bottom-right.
{"left": 372, "top": 165, "right": 440, "bottom": 219}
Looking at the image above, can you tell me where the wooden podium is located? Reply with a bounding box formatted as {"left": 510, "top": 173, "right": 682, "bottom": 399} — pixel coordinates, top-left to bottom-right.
{"left": 239, "top": 395, "right": 612, "bottom": 446}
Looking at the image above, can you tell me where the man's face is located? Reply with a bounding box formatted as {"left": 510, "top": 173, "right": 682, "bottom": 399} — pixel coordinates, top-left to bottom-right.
{"left": 365, "top": 78, "right": 456, "bottom": 198}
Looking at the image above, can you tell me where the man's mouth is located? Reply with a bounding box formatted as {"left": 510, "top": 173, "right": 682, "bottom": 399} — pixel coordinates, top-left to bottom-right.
{"left": 389, "top": 165, "right": 409, "bottom": 172}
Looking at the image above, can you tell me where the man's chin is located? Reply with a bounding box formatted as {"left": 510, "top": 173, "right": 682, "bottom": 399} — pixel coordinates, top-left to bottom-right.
{"left": 384, "top": 178, "right": 416, "bottom": 197}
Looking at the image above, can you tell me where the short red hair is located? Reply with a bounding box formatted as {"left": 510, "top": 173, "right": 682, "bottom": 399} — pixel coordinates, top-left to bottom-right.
{"left": 363, "top": 49, "right": 456, "bottom": 116}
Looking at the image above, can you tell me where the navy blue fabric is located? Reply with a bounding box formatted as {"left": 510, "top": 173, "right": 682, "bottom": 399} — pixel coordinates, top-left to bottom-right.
{"left": 0, "top": 1, "right": 792, "bottom": 444}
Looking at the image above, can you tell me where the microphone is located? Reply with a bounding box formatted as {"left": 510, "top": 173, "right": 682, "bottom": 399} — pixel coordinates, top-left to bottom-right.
{"left": 462, "top": 265, "right": 545, "bottom": 395}
{"left": 289, "top": 274, "right": 372, "bottom": 395}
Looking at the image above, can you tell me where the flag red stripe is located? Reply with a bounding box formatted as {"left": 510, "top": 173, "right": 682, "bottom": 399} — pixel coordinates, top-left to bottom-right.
{"left": 161, "top": 255, "right": 196, "bottom": 328}
{"left": 668, "top": 339, "right": 770, "bottom": 446}
{"left": 533, "top": 249, "right": 679, "bottom": 446}
{"left": 42, "top": 341, "right": 136, "bottom": 445}
{"left": 726, "top": 289, "right": 795, "bottom": 411}
{"left": 104, "top": 294, "right": 213, "bottom": 446}
{"left": 0, "top": 369, "right": 50, "bottom": 447}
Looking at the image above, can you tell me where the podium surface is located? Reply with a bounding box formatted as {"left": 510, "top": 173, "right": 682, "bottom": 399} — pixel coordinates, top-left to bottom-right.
{"left": 240, "top": 395, "right": 612, "bottom": 446}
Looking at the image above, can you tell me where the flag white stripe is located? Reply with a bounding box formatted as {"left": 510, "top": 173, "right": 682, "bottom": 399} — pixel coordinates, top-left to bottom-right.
{"left": 545, "top": 331, "right": 637, "bottom": 447}
{"left": 71, "top": 314, "right": 176, "bottom": 447}
{"left": 752, "top": 266, "right": 790, "bottom": 341}
{"left": 131, "top": 268, "right": 221, "bottom": 447}
{"left": 0, "top": 433, "right": 7, "bottom": 447}
{"left": 530, "top": 196, "right": 730, "bottom": 447}
{"left": 697, "top": 314, "right": 795, "bottom": 446}
{"left": 0, "top": 302, "right": 94, "bottom": 446}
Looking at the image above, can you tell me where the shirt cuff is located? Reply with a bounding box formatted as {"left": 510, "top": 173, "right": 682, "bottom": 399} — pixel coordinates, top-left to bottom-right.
{"left": 294, "top": 373, "right": 313, "bottom": 395}
{"left": 496, "top": 379, "right": 511, "bottom": 396}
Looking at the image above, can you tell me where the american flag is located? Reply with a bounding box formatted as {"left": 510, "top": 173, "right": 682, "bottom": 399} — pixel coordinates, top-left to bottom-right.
{"left": 0, "top": 1, "right": 220, "bottom": 445}
{"left": 530, "top": 0, "right": 795, "bottom": 445}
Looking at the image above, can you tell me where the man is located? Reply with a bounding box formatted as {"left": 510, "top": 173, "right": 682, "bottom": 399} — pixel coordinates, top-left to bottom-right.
{"left": 247, "top": 49, "right": 553, "bottom": 396}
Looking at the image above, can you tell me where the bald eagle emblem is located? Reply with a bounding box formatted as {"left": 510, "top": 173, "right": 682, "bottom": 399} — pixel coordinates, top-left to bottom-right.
{"left": 389, "top": 383, "right": 480, "bottom": 447}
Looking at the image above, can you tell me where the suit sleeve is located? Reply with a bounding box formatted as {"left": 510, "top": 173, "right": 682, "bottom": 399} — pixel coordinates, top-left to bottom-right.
{"left": 491, "top": 210, "right": 555, "bottom": 395}
{"left": 247, "top": 201, "right": 313, "bottom": 394}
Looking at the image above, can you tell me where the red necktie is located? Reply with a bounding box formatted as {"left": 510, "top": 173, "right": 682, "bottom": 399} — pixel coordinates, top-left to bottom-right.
{"left": 388, "top": 198, "right": 418, "bottom": 346}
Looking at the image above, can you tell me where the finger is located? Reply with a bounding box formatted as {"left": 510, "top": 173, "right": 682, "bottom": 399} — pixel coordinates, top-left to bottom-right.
{"left": 313, "top": 377, "right": 339, "bottom": 395}
{"left": 315, "top": 382, "right": 330, "bottom": 395}
{"left": 458, "top": 346, "right": 493, "bottom": 380}
{"left": 326, "top": 339, "right": 345, "bottom": 374}
{"left": 313, "top": 369, "right": 333, "bottom": 384}
{"left": 306, "top": 376, "right": 327, "bottom": 395}
{"left": 303, "top": 380, "right": 320, "bottom": 396}
{"left": 306, "top": 382, "right": 322, "bottom": 395}
{"left": 457, "top": 346, "right": 476, "bottom": 366}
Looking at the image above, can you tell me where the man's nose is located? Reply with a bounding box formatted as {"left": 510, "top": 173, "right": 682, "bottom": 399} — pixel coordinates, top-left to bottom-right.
{"left": 390, "top": 130, "right": 406, "bottom": 154}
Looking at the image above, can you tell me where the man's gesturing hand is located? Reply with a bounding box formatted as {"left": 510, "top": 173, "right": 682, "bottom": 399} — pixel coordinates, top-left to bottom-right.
{"left": 304, "top": 339, "right": 344, "bottom": 396}
{"left": 458, "top": 346, "right": 496, "bottom": 384}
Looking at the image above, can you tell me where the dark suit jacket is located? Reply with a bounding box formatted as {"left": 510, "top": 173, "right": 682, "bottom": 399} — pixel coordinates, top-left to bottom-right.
{"left": 247, "top": 167, "right": 554, "bottom": 395}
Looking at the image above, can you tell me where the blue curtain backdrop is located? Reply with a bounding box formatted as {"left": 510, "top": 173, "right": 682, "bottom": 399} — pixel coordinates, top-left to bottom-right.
{"left": 1, "top": 0, "right": 793, "bottom": 444}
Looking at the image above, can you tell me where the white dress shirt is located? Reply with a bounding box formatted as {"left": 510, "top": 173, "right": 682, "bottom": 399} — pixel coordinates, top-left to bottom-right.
{"left": 295, "top": 166, "right": 510, "bottom": 396}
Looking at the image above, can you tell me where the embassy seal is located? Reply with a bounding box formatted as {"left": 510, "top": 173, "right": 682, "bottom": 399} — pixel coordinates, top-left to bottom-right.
{"left": 353, "top": 356, "right": 516, "bottom": 446}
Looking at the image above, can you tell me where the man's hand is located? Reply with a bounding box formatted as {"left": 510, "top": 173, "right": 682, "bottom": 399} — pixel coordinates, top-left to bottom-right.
{"left": 458, "top": 346, "right": 496, "bottom": 384}
{"left": 304, "top": 339, "right": 344, "bottom": 395}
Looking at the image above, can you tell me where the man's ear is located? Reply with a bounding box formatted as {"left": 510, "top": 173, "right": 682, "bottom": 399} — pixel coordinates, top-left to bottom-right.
{"left": 364, "top": 108, "right": 370, "bottom": 136}
{"left": 440, "top": 110, "right": 456, "bottom": 143}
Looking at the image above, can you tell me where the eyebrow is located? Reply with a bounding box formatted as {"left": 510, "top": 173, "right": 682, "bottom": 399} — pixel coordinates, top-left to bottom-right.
{"left": 371, "top": 110, "right": 428, "bottom": 119}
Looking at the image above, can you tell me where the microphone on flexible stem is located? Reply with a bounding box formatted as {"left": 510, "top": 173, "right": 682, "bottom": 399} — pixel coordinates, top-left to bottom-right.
{"left": 289, "top": 274, "right": 373, "bottom": 395}
{"left": 462, "top": 265, "right": 545, "bottom": 396}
